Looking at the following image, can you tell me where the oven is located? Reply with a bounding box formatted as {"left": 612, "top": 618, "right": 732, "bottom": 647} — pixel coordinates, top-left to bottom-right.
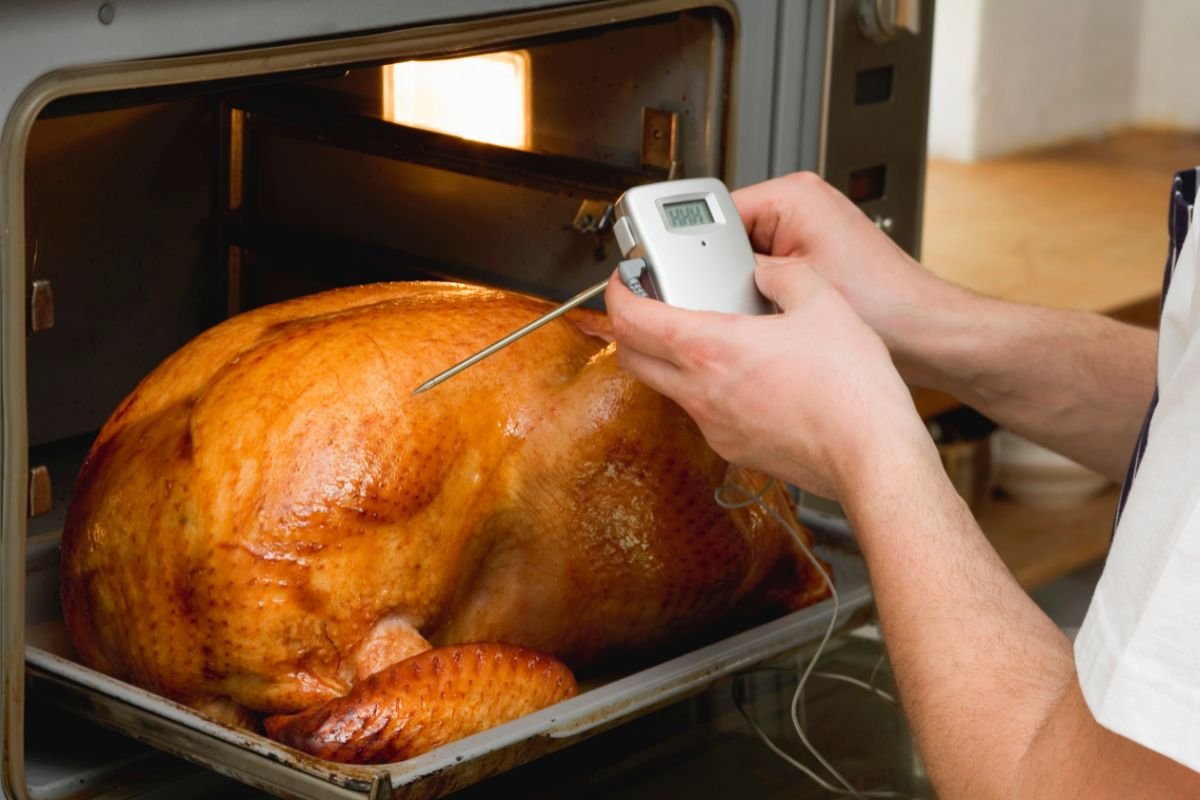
{"left": 0, "top": 1, "right": 934, "bottom": 797}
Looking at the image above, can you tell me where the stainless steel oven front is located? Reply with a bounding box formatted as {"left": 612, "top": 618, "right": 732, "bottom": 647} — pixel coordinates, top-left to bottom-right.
{"left": 0, "top": 2, "right": 934, "bottom": 798}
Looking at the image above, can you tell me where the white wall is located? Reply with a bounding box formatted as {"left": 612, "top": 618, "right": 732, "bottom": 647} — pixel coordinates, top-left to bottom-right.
{"left": 929, "top": 0, "right": 1199, "bottom": 162}
{"left": 926, "top": 0, "right": 985, "bottom": 162}
{"left": 1135, "top": 0, "right": 1200, "bottom": 129}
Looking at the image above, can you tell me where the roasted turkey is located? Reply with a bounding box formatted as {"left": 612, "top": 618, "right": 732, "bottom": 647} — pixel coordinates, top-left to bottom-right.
{"left": 60, "top": 281, "right": 829, "bottom": 764}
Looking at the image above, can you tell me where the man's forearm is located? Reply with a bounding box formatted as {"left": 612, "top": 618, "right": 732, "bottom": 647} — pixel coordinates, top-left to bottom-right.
{"left": 836, "top": 429, "right": 1200, "bottom": 799}
{"left": 886, "top": 282, "right": 1156, "bottom": 482}
{"left": 840, "top": 441, "right": 1074, "bottom": 797}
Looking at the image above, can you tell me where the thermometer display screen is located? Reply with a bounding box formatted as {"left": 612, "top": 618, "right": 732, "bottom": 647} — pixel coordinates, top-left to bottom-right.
{"left": 662, "top": 198, "right": 714, "bottom": 229}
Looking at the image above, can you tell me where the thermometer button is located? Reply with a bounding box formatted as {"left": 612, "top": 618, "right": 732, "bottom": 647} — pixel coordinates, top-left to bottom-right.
{"left": 613, "top": 215, "right": 637, "bottom": 257}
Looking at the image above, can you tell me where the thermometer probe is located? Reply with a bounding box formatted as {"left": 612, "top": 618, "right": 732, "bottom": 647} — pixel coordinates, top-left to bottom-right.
{"left": 412, "top": 177, "right": 770, "bottom": 395}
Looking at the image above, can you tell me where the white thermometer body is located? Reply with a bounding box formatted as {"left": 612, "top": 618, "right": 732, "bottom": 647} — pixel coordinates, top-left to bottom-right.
{"left": 412, "top": 178, "right": 772, "bottom": 394}
{"left": 612, "top": 177, "right": 774, "bottom": 316}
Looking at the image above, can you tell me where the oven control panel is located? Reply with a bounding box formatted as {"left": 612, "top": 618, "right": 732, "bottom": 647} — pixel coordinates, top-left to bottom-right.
{"left": 768, "top": 0, "right": 936, "bottom": 256}
{"left": 822, "top": 0, "right": 935, "bottom": 257}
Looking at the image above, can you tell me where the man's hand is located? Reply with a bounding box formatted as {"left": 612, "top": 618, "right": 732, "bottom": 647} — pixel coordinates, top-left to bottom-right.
{"left": 734, "top": 172, "right": 960, "bottom": 372}
{"left": 604, "top": 256, "right": 937, "bottom": 501}
{"left": 735, "top": 171, "right": 1156, "bottom": 483}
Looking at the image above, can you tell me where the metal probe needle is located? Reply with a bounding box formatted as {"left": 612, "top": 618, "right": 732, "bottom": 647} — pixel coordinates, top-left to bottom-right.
{"left": 411, "top": 278, "right": 610, "bottom": 395}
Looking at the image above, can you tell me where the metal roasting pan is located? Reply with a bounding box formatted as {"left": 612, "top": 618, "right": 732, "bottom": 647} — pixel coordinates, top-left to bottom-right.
{"left": 24, "top": 517, "right": 873, "bottom": 800}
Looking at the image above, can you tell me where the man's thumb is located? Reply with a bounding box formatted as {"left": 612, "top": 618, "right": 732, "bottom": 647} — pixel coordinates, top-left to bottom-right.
{"left": 754, "top": 256, "right": 817, "bottom": 311}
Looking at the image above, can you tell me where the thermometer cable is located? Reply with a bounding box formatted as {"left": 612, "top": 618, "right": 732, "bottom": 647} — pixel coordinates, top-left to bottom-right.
{"left": 716, "top": 478, "right": 921, "bottom": 800}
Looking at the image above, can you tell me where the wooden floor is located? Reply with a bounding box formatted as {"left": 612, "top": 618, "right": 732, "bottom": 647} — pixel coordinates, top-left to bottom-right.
{"left": 915, "top": 130, "right": 1200, "bottom": 589}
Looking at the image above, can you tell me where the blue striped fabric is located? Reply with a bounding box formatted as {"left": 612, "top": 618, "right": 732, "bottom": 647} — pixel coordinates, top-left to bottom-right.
{"left": 1113, "top": 168, "right": 1199, "bottom": 532}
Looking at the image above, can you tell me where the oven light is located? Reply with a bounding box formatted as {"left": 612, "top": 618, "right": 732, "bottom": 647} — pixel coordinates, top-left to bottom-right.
{"left": 383, "top": 52, "right": 530, "bottom": 149}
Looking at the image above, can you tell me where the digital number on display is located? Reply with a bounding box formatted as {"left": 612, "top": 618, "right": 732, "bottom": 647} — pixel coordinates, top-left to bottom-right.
{"left": 663, "top": 199, "right": 714, "bottom": 229}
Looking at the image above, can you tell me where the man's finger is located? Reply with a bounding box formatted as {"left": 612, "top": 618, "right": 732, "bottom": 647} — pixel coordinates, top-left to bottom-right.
{"left": 753, "top": 256, "right": 822, "bottom": 311}
{"left": 733, "top": 173, "right": 828, "bottom": 258}
{"left": 604, "top": 273, "right": 712, "bottom": 364}
{"left": 615, "top": 344, "right": 686, "bottom": 400}
{"left": 732, "top": 181, "right": 786, "bottom": 255}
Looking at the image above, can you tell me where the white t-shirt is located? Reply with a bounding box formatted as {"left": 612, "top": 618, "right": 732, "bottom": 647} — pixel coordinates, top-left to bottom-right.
{"left": 1075, "top": 172, "right": 1200, "bottom": 772}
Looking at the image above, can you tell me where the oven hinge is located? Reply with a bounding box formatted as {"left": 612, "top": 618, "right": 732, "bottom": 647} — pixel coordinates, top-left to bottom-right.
{"left": 571, "top": 199, "right": 616, "bottom": 261}
{"left": 29, "top": 279, "right": 55, "bottom": 332}
{"left": 641, "top": 108, "right": 682, "bottom": 180}
{"left": 29, "top": 466, "right": 52, "bottom": 517}
{"left": 571, "top": 199, "right": 614, "bottom": 234}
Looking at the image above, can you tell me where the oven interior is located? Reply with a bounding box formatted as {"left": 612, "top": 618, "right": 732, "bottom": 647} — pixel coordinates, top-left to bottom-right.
{"left": 21, "top": 8, "right": 737, "bottom": 796}
{"left": 25, "top": 8, "right": 728, "bottom": 463}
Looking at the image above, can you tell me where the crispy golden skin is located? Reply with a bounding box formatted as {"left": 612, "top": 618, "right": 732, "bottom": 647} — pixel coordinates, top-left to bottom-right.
{"left": 60, "top": 281, "right": 827, "bottom": 763}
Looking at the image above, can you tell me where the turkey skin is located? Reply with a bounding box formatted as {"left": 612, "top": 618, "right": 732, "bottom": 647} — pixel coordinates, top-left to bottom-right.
{"left": 60, "top": 281, "right": 828, "bottom": 763}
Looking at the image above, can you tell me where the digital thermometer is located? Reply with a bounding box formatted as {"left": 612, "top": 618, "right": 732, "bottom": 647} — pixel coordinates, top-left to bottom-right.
{"left": 413, "top": 178, "right": 771, "bottom": 394}
{"left": 612, "top": 177, "right": 774, "bottom": 316}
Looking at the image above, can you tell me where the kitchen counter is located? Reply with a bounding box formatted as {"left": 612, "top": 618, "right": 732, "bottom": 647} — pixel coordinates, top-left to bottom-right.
{"left": 916, "top": 129, "right": 1200, "bottom": 417}
{"left": 922, "top": 129, "right": 1197, "bottom": 318}
{"left": 915, "top": 130, "right": 1200, "bottom": 590}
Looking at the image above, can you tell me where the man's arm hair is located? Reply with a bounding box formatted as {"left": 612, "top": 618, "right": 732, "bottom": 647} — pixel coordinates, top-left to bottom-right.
{"left": 838, "top": 450, "right": 1200, "bottom": 799}
{"left": 891, "top": 287, "right": 1156, "bottom": 483}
